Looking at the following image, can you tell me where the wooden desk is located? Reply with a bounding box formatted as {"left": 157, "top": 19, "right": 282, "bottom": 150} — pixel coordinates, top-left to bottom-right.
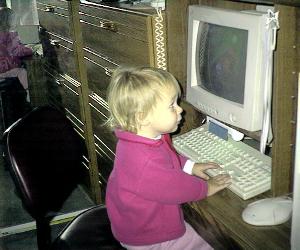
{"left": 183, "top": 190, "right": 291, "bottom": 250}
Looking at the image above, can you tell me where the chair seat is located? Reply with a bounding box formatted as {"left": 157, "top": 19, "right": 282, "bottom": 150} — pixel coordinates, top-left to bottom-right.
{"left": 51, "top": 205, "right": 125, "bottom": 250}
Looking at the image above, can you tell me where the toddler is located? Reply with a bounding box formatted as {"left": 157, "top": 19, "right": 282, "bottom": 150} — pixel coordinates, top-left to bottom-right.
{"left": 106, "top": 66, "right": 231, "bottom": 250}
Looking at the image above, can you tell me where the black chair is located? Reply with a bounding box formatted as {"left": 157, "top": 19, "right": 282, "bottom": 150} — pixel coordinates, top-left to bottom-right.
{"left": 51, "top": 205, "right": 124, "bottom": 250}
{"left": 4, "top": 106, "right": 124, "bottom": 250}
{"left": 0, "top": 77, "right": 30, "bottom": 133}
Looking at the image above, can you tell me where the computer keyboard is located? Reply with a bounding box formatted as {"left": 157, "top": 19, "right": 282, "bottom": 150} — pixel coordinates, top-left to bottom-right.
{"left": 173, "top": 125, "right": 272, "bottom": 200}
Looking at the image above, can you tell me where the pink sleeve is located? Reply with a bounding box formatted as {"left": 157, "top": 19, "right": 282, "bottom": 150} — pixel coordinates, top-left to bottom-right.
{"left": 178, "top": 154, "right": 188, "bottom": 168}
{"left": 136, "top": 160, "right": 208, "bottom": 204}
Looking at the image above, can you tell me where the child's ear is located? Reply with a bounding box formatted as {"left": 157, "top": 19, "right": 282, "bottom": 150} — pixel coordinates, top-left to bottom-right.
{"left": 136, "top": 112, "right": 150, "bottom": 126}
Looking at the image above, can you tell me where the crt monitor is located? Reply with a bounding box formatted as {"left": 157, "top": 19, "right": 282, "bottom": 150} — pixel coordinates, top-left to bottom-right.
{"left": 186, "top": 5, "right": 273, "bottom": 132}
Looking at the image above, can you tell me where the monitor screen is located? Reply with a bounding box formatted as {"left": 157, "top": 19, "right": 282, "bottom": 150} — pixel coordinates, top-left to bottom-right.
{"left": 196, "top": 23, "right": 248, "bottom": 105}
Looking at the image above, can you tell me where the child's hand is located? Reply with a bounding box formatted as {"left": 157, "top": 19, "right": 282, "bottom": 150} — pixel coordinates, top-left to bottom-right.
{"left": 192, "top": 162, "right": 220, "bottom": 180}
{"left": 207, "top": 174, "right": 232, "bottom": 196}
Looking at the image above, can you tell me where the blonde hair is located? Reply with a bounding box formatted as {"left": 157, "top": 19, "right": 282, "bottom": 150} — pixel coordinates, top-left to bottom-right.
{"left": 107, "top": 66, "right": 181, "bottom": 133}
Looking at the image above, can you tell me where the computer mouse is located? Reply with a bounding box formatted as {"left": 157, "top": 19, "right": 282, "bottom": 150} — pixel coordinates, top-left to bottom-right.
{"left": 242, "top": 196, "right": 293, "bottom": 226}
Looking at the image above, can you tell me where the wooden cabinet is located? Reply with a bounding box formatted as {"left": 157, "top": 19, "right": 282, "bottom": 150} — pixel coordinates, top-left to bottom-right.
{"left": 34, "top": 0, "right": 167, "bottom": 203}
{"left": 79, "top": 3, "right": 167, "bottom": 191}
{"left": 78, "top": 3, "right": 167, "bottom": 184}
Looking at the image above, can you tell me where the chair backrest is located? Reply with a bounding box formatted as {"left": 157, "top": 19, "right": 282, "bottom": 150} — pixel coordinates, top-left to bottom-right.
{"left": 5, "top": 105, "right": 85, "bottom": 220}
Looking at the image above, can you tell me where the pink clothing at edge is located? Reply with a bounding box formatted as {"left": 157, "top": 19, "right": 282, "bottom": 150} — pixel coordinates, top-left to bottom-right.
{"left": 121, "top": 222, "right": 213, "bottom": 250}
{"left": 106, "top": 130, "right": 208, "bottom": 246}
{"left": 0, "top": 31, "right": 33, "bottom": 74}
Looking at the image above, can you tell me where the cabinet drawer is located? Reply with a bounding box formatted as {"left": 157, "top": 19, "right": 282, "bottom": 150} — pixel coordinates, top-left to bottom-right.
{"left": 42, "top": 32, "right": 78, "bottom": 80}
{"left": 43, "top": 67, "right": 83, "bottom": 125}
{"left": 80, "top": 5, "right": 151, "bottom": 66}
{"left": 80, "top": 4, "right": 152, "bottom": 33}
{"left": 37, "top": 0, "right": 70, "bottom": 39}
{"left": 58, "top": 75, "right": 83, "bottom": 124}
{"left": 84, "top": 48, "right": 117, "bottom": 99}
{"left": 89, "top": 92, "right": 116, "bottom": 161}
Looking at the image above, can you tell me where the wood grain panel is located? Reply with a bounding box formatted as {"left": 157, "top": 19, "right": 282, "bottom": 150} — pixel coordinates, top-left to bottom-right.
{"left": 79, "top": 3, "right": 150, "bottom": 31}
{"left": 188, "top": 190, "right": 291, "bottom": 249}
{"left": 83, "top": 48, "right": 117, "bottom": 99}
{"left": 80, "top": 21, "right": 150, "bottom": 66}
{"left": 272, "top": 5, "right": 298, "bottom": 195}
{"left": 80, "top": 11, "right": 148, "bottom": 42}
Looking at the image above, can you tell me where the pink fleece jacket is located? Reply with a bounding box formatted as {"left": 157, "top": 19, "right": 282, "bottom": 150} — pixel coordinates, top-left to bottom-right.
{"left": 0, "top": 31, "right": 33, "bottom": 73}
{"left": 106, "top": 130, "right": 208, "bottom": 246}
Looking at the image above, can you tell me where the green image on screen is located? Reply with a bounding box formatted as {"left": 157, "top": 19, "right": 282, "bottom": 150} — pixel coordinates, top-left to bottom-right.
{"left": 196, "top": 23, "right": 248, "bottom": 105}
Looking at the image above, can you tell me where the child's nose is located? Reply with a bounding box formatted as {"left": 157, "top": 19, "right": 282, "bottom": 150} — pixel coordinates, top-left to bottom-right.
{"left": 177, "top": 106, "right": 183, "bottom": 114}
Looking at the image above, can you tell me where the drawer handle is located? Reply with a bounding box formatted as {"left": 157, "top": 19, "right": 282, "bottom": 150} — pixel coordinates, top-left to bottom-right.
{"left": 44, "top": 6, "right": 55, "bottom": 12}
{"left": 50, "top": 39, "right": 60, "bottom": 47}
{"left": 104, "top": 67, "right": 114, "bottom": 77}
{"left": 99, "top": 21, "right": 116, "bottom": 32}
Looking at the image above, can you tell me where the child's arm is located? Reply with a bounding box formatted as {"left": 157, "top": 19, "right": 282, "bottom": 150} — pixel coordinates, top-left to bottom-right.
{"left": 136, "top": 162, "right": 209, "bottom": 204}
